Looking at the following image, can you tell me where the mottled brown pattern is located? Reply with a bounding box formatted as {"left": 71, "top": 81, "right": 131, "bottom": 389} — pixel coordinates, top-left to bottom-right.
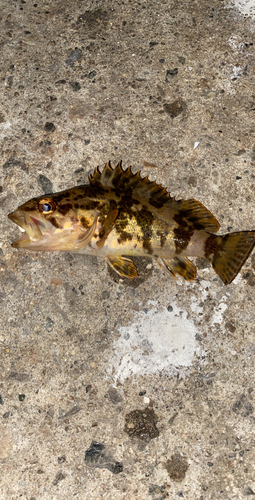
{"left": 80, "top": 216, "right": 89, "bottom": 229}
{"left": 173, "top": 214, "right": 194, "bottom": 254}
{"left": 117, "top": 231, "right": 133, "bottom": 244}
{"left": 204, "top": 234, "right": 221, "bottom": 261}
{"left": 135, "top": 206, "right": 154, "bottom": 254}
{"left": 58, "top": 203, "right": 73, "bottom": 216}
{"left": 48, "top": 216, "right": 61, "bottom": 229}
{"left": 149, "top": 197, "right": 164, "bottom": 209}
{"left": 157, "top": 230, "right": 167, "bottom": 248}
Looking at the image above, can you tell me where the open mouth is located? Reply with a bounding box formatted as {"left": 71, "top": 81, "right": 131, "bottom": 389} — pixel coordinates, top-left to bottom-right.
{"left": 8, "top": 209, "right": 44, "bottom": 248}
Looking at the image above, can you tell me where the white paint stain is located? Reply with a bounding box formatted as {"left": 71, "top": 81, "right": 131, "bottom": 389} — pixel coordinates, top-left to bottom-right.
{"left": 228, "top": 0, "right": 255, "bottom": 21}
{"left": 211, "top": 296, "right": 228, "bottom": 326}
{"left": 109, "top": 302, "right": 199, "bottom": 383}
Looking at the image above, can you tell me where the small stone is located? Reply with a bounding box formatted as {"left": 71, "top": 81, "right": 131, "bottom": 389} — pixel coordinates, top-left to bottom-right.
{"left": 178, "top": 55, "right": 185, "bottom": 64}
{"left": 38, "top": 174, "right": 53, "bottom": 194}
{"left": 65, "top": 49, "right": 82, "bottom": 65}
{"left": 85, "top": 441, "right": 123, "bottom": 474}
{"left": 244, "top": 487, "right": 255, "bottom": 495}
{"left": 167, "top": 305, "right": 173, "bottom": 312}
{"left": 55, "top": 79, "right": 67, "bottom": 85}
{"left": 19, "top": 394, "right": 25, "bottom": 401}
{"left": 46, "top": 317, "right": 55, "bottom": 332}
{"left": 106, "top": 387, "right": 123, "bottom": 404}
{"left": 58, "top": 455, "right": 66, "bottom": 464}
{"left": 139, "top": 390, "right": 146, "bottom": 396}
{"left": 3, "top": 412, "right": 10, "bottom": 418}
{"left": 166, "top": 68, "right": 178, "bottom": 81}
{"left": 102, "top": 290, "right": 110, "bottom": 299}
{"left": 84, "top": 139, "right": 90, "bottom": 145}
{"left": 44, "top": 122, "right": 55, "bottom": 132}
{"left": 0, "top": 395, "right": 3, "bottom": 405}
{"left": 149, "top": 41, "right": 158, "bottom": 48}
{"left": 69, "top": 82, "right": 81, "bottom": 91}
{"left": 53, "top": 471, "right": 66, "bottom": 485}
{"left": 232, "top": 394, "right": 254, "bottom": 417}
{"left": 87, "top": 70, "right": 97, "bottom": 80}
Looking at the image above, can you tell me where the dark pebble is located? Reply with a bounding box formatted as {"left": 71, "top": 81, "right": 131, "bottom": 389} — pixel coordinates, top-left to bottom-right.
{"left": 85, "top": 441, "right": 123, "bottom": 474}
{"left": 3, "top": 411, "right": 10, "bottom": 418}
{"left": 53, "top": 471, "right": 66, "bottom": 485}
{"left": 106, "top": 387, "right": 123, "bottom": 404}
{"left": 84, "top": 139, "right": 90, "bottom": 145}
{"left": 58, "top": 455, "right": 66, "bottom": 464}
{"left": 65, "top": 49, "right": 82, "bottom": 65}
{"left": 0, "top": 394, "right": 3, "bottom": 405}
{"left": 19, "top": 394, "right": 25, "bottom": 401}
{"left": 44, "top": 122, "right": 55, "bottom": 132}
{"left": 207, "top": 462, "right": 213, "bottom": 467}
{"left": 86, "top": 384, "right": 92, "bottom": 393}
{"left": 139, "top": 390, "right": 146, "bottom": 396}
{"left": 236, "top": 176, "right": 242, "bottom": 180}
{"left": 244, "top": 487, "right": 255, "bottom": 495}
{"left": 87, "top": 70, "right": 97, "bottom": 80}
{"left": 102, "top": 290, "right": 110, "bottom": 299}
{"left": 46, "top": 317, "right": 55, "bottom": 332}
{"left": 232, "top": 394, "right": 254, "bottom": 417}
{"left": 149, "top": 41, "right": 158, "bottom": 48}
{"left": 178, "top": 55, "right": 185, "bottom": 64}
{"left": 167, "top": 305, "right": 173, "bottom": 312}
{"left": 148, "top": 484, "right": 165, "bottom": 494}
{"left": 69, "top": 81, "right": 81, "bottom": 91}
{"left": 55, "top": 79, "right": 67, "bottom": 85}
{"left": 38, "top": 174, "right": 53, "bottom": 194}
{"left": 159, "top": 58, "right": 165, "bottom": 63}
{"left": 74, "top": 168, "right": 84, "bottom": 174}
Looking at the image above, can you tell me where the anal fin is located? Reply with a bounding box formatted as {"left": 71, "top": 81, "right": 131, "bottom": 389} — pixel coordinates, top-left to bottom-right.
{"left": 159, "top": 256, "right": 197, "bottom": 281}
{"left": 105, "top": 256, "right": 138, "bottom": 278}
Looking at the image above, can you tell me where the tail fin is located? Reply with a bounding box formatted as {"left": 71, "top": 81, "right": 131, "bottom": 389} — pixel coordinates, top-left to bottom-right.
{"left": 205, "top": 231, "right": 255, "bottom": 285}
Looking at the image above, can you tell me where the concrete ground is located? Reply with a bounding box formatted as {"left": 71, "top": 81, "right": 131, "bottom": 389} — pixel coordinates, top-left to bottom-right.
{"left": 1, "top": 0, "right": 255, "bottom": 499}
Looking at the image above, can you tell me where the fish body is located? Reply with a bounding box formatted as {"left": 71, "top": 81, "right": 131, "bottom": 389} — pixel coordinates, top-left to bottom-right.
{"left": 8, "top": 161, "right": 255, "bottom": 284}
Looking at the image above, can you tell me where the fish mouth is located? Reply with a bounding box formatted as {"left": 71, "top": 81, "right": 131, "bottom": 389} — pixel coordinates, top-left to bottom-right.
{"left": 8, "top": 209, "right": 45, "bottom": 248}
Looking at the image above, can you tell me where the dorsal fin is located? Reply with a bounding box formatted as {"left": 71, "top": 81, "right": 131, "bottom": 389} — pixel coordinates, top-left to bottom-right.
{"left": 89, "top": 161, "right": 220, "bottom": 232}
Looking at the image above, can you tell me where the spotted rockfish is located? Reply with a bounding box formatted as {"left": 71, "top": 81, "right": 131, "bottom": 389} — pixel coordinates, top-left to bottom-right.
{"left": 8, "top": 161, "right": 255, "bottom": 284}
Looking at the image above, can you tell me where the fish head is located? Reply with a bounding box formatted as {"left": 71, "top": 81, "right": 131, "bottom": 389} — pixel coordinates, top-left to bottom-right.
{"left": 8, "top": 188, "right": 102, "bottom": 251}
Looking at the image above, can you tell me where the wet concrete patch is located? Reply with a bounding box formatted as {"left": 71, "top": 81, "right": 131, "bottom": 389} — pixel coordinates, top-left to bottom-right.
{"left": 124, "top": 407, "right": 159, "bottom": 441}
{"left": 164, "top": 453, "right": 189, "bottom": 482}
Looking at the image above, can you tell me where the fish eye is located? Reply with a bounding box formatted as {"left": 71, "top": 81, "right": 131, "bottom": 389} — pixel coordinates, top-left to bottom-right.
{"left": 38, "top": 198, "right": 56, "bottom": 213}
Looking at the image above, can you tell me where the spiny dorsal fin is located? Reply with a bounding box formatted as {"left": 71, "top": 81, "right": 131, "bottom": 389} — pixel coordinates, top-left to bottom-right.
{"left": 89, "top": 161, "right": 219, "bottom": 232}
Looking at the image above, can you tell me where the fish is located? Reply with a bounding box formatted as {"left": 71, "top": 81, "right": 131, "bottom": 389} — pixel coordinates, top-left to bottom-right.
{"left": 8, "top": 160, "right": 255, "bottom": 285}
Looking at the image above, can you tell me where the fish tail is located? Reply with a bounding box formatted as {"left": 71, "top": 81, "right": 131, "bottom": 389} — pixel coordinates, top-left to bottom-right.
{"left": 204, "top": 231, "right": 255, "bottom": 285}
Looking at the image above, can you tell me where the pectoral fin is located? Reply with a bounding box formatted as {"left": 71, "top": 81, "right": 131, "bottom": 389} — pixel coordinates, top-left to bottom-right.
{"left": 96, "top": 208, "right": 118, "bottom": 249}
{"left": 105, "top": 256, "right": 138, "bottom": 278}
{"left": 159, "top": 256, "right": 197, "bottom": 281}
{"left": 74, "top": 216, "right": 98, "bottom": 250}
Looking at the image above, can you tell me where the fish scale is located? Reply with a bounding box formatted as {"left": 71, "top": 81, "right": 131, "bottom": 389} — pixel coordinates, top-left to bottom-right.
{"left": 8, "top": 160, "right": 255, "bottom": 285}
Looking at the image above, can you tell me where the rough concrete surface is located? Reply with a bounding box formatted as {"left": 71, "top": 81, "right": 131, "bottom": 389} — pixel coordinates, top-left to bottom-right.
{"left": 1, "top": 0, "right": 255, "bottom": 499}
